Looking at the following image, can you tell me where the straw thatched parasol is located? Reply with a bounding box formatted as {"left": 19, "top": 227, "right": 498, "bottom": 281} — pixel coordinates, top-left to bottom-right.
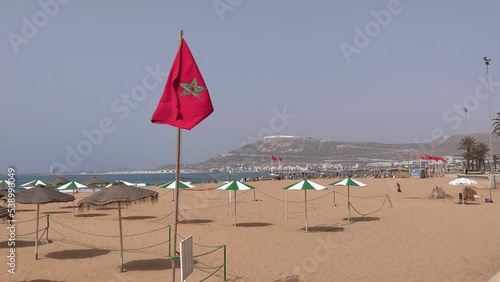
{"left": 83, "top": 177, "right": 110, "bottom": 186}
{"left": 51, "top": 176, "right": 70, "bottom": 186}
{"left": 15, "top": 184, "right": 75, "bottom": 259}
{"left": 77, "top": 182, "right": 158, "bottom": 272}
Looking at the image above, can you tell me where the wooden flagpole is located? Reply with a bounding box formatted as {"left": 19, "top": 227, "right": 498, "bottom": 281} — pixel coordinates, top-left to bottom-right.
{"left": 170, "top": 29, "right": 184, "bottom": 282}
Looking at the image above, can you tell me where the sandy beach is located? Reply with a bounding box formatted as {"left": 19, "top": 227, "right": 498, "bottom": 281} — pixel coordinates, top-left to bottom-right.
{"left": 2, "top": 175, "right": 500, "bottom": 282}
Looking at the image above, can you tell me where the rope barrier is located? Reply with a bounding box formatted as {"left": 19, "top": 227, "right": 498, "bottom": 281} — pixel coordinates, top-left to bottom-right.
{"left": 143, "top": 210, "right": 174, "bottom": 222}
{"left": 177, "top": 232, "right": 225, "bottom": 249}
{"left": 198, "top": 265, "right": 224, "bottom": 282}
{"left": 0, "top": 216, "right": 43, "bottom": 225}
{"left": 50, "top": 217, "right": 169, "bottom": 238}
{"left": 256, "top": 189, "right": 336, "bottom": 203}
{"left": 193, "top": 246, "right": 224, "bottom": 258}
{"left": 333, "top": 191, "right": 388, "bottom": 199}
{"left": 349, "top": 196, "right": 391, "bottom": 217}
{"left": 49, "top": 226, "right": 171, "bottom": 252}
{"left": 180, "top": 191, "right": 228, "bottom": 201}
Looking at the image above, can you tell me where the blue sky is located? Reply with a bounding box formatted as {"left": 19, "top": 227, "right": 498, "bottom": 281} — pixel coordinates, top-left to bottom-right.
{"left": 1, "top": 0, "right": 499, "bottom": 173}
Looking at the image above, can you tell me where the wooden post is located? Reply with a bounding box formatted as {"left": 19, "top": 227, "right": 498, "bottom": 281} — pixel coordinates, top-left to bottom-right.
{"left": 118, "top": 202, "right": 124, "bottom": 272}
{"left": 35, "top": 204, "right": 40, "bottom": 260}
{"left": 171, "top": 29, "right": 184, "bottom": 282}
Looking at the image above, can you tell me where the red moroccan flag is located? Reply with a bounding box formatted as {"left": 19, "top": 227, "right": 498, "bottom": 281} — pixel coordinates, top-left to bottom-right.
{"left": 151, "top": 39, "right": 214, "bottom": 130}
{"left": 271, "top": 155, "right": 277, "bottom": 161}
{"left": 278, "top": 156, "right": 282, "bottom": 162}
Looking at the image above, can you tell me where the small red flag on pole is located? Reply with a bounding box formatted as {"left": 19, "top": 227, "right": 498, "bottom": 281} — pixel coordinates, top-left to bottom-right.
{"left": 272, "top": 155, "right": 277, "bottom": 161}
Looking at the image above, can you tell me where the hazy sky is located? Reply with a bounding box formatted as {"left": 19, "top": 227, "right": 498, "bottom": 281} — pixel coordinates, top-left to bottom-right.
{"left": 1, "top": 0, "right": 500, "bottom": 173}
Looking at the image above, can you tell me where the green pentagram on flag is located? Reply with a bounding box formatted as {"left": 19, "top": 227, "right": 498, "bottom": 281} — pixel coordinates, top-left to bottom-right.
{"left": 179, "top": 78, "right": 207, "bottom": 98}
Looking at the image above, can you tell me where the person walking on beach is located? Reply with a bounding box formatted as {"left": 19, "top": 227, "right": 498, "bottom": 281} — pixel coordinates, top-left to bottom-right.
{"left": 397, "top": 182, "right": 401, "bottom": 192}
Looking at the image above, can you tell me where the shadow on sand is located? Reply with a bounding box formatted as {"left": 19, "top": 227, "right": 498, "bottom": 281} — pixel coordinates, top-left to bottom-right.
{"left": 273, "top": 274, "right": 301, "bottom": 282}
{"left": 456, "top": 202, "right": 482, "bottom": 205}
{"left": 43, "top": 211, "right": 72, "bottom": 214}
{"left": 122, "top": 215, "right": 157, "bottom": 220}
{"left": 300, "top": 226, "right": 344, "bottom": 232}
{"left": 235, "top": 222, "right": 272, "bottom": 227}
{"left": 74, "top": 213, "right": 108, "bottom": 218}
{"left": 179, "top": 219, "right": 214, "bottom": 224}
{"left": 19, "top": 279, "right": 64, "bottom": 282}
{"left": 46, "top": 249, "right": 111, "bottom": 259}
{"left": 0, "top": 240, "right": 35, "bottom": 248}
{"left": 124, "top": 258, "right": 201, "bottom": 271}
{"left": 15, "top": 209, "right": 37, "bottom": 212}
{"left": 343, "top": 216, "right": 380, "bottom": 222}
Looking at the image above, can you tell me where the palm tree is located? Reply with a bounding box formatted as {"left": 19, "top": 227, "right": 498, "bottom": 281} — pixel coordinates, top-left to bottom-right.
{"left": 471, "top": 142, "right": 489, "bottom": 171}
{"left": 493, "top": 154, "right": 499, "bottom": 171}
{"left": 493, "top": 112, "right": 500, "bottom": 137}
{"left": 457, "top": 136, "right": 476, "bottom": 170}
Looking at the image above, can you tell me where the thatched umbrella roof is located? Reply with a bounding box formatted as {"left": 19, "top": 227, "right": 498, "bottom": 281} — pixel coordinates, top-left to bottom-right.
{"left": 51, "top": 176, "right": 70, "bottom": 186}
{"left": 78, "top": 182, "right": 158, "bottom": 208}
{"left": 15, "top": 184, "right": 75, "bottom": 259}
{"left": 16, "top": 185, "right": 75, "bottom": 204}
{"left": 83, "top": 177, "right": 110, "bottom": 186}
{"left": 77, "top": 182, "right": 158, "bottom": 272}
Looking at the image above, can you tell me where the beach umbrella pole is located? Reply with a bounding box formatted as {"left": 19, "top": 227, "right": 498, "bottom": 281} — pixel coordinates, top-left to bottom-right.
{"left": 118, "top": 202, "right": 124, "bottom": 272}
{"left": 35, "top": 204, "right": 40, "bottom": 260}
{"left": 348, "top": 186, "right": 351, "bottom": 223}
{"left": 304, "top": 189, "right": 308, "bottom": 232}
{"left": 234, "top": 191, "right": 237, "bottom": 227}
{"left": 333, "top": 191, "right": 336, "bottom": 206}
{"left": 285, "top": 190, "right": 288, "bottom": 220}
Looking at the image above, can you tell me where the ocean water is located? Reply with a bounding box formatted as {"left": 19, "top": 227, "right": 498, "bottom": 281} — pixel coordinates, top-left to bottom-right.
{"left": 7, "top": 171, "right": 269, "bottom": 188}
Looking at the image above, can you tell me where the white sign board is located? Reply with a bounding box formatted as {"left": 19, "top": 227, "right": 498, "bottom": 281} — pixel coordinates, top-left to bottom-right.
{"left": 180, "top": 235, "right": 194, "bottom": 281}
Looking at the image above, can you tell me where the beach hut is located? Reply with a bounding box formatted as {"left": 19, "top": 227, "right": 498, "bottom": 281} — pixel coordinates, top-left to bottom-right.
{"left": 329, "top": 177, "right": 367, "bottom": 223}
{"left": 15, "top": 185, "right": 75, "bottom": 259}
{"left": 215, "top": 180, "right": 255, "bottom": 227}
{"left": 283, "top": 179, "right": 326, "bottom": 232}
{"left": 77, "top": 182, "right": 158, "bottom": 272}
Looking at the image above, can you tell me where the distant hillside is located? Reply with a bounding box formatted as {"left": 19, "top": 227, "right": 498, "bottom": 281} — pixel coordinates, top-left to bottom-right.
{"left": 192, "top": 133, "right": 500, "bottom": 168}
